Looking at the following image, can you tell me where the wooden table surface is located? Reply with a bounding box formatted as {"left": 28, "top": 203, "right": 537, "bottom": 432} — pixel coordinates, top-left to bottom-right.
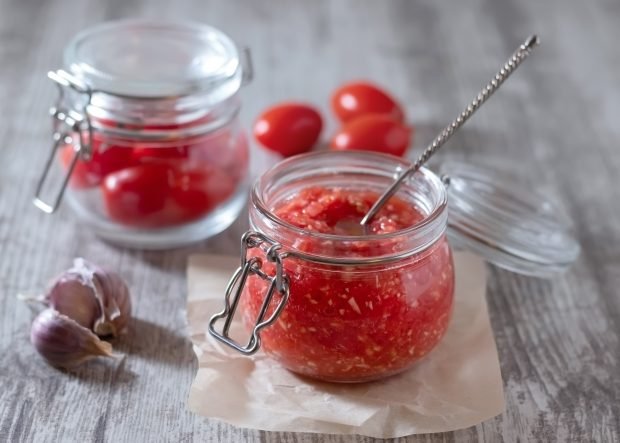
{"left": 1, "top": 0, "right": 618, "bottom": 441}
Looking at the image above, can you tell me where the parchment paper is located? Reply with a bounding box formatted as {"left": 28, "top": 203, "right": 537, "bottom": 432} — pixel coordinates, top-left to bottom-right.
{"left": 186, "top": 252, "right": 503, "bottom": 438}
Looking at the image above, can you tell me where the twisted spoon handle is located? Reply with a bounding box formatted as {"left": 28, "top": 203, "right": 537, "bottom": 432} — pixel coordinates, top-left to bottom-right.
{"left": 360, "top": 35, "right": 540, "bottom": 227}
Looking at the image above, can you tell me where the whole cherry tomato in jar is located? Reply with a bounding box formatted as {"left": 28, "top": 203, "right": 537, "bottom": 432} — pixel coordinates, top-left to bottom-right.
{"left": 254, "top": 103, "right": 323, "bottom": 157}
{"left": 101, "top": 164, "right": 174, "bottom": 227}
{"left": 331, "top": 81, "right": 405, "bottom": 123}
{"left": 171, "top": 166, "right": 237, "bottom": 220}
{"left": 330, "top": 114, "right": 412, "bottom": 157}
{"left": 59, "top": 136, "right": 136, "bottom": 188}
{"left": 102, "top": 163, "right": 235, "bottom": 228}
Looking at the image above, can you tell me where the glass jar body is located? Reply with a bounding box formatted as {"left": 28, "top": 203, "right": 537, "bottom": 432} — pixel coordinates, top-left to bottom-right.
{"left": 242, "top": 237, "right": 454, "bottom": 382}
{"left": 240, "top": 152, "right": 455, "bottom": 382}
{"left": 39, "top": 20, "right": 251, "bottom": 249}
{"left": 59, "top": 100, "right": 249, "bottom": 249}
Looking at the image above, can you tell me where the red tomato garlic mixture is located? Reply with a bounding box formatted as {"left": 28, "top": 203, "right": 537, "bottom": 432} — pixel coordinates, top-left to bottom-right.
{"left": 241, "top": 187, "right": 454, "bottom": 382}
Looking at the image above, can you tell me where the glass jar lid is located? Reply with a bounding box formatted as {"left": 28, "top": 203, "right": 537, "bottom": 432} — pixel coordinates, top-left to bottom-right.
{"left": 438, "top": 161, "right": 580, "bottom": 278}
{"left": 64, "top": 19, "right": 245, "bottom": 98}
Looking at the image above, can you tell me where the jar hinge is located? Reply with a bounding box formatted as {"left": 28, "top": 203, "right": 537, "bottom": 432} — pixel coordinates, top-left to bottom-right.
{"left": 33, "top": 70, "right": 93, "bottom": 214}
{"left": 240, "top": 47, "right": 253, "bottom": 86}
{"left": 208, "top": 231, "right": 289, "bottom": 355}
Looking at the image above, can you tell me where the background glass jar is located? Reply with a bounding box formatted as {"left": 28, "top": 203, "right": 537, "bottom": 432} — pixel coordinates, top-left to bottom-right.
{"left": 210, "top": 152, "right": 455, "bottom": 383}
{"left": 34, "top": 20, "right": 251, "bottom": 248}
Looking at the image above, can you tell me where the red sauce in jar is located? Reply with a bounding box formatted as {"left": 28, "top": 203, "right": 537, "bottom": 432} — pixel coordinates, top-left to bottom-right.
{"left": 241, "top": 186, "right": 454, "bottom": 382}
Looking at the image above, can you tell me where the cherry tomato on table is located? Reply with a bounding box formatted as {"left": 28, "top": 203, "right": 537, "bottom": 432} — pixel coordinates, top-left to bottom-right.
{"left": 330, "top": 114, "right": 412, "bottom": 157}
{"left": 254, "top": 103, "right": 323, "bottom": 157}
{"left": 331, "top": 81, "right": 405, "bottom": 123}
{"left": 101, "top": 163, "right": 235, "bottom": 228}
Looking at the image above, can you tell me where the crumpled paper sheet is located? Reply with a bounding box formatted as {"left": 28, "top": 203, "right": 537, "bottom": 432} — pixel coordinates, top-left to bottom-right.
{"left": 186, "top": 252, "right": 503, "bottom": 438}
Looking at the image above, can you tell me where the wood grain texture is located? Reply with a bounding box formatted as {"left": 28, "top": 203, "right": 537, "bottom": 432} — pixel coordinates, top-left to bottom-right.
{"left": 0, "top": 0, "right": 618, "bottom": 442}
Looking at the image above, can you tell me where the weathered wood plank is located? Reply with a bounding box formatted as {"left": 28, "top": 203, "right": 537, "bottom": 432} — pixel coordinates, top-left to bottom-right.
{"left": 0, "top": 0, "right": 618, "bottom": 441}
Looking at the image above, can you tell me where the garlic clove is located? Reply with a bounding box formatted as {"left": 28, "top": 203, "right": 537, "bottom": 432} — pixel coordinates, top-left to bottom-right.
{"left": 91, "top": 269, "right": 131, "bottom": 337}
{"left": 46, "top": 276, "right": 101, "bottom": 330}
{"left": 45, "top": 258, "right": 131, "bottom": 338}
{"left": 31, "top": 309, "right": 113, "bottom": 369}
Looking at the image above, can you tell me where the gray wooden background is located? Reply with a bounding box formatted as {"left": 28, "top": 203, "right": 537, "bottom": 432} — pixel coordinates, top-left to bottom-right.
{"left": 1, "top": 0, "right": 618, "bottom": 442}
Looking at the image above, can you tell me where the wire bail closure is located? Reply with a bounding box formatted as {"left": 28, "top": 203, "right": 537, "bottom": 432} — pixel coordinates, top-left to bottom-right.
{"left": 208, "top": 231, "right": 290, "bottom": 355}
{"left": 33, "top": 70, "right": 93, "bottom": 214}
{"left": 240, "top": 47, "right": 254, "bottom": 86}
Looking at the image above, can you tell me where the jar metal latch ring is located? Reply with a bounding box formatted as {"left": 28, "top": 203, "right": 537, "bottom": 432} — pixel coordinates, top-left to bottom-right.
{"left": 240, "top": 47, "right": 254, "bottom": 85}
{"left": 208, "top": 231, "right": 290, "bottom": 355}
{"left": 33, "top": 70, "right": 93, "bottom": 214}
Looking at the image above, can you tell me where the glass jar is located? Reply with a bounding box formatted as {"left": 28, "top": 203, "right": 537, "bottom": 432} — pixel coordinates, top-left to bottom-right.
{"left": 209, "top": 151, "right": 581, "bottom": 383}
{"left": 34, "top": 20, "right": 251, "bottom": 249}
{"left": 210, "top": 152, "right": 453, "bottom": 382}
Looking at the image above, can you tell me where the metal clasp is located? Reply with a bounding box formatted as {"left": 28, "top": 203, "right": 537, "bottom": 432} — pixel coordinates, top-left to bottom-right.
{"left": 33, "top": 70, "right": 93, "bottom": 214}
{"left": 240, "top": 47, "right": 253, "bottom": 86}
{"left": 208, "top": 231, "right": 290, "bottom": 355}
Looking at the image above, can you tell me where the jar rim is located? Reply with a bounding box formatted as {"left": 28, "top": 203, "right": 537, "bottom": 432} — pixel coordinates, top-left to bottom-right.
{"left": 250, "top": 151, "right": 449, "bottom": 264}
{"left": 81, "top": 100, "right": 241, "bottom": 144}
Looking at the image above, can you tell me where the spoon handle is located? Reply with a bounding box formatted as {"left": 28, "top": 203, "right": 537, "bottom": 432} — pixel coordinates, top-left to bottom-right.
{"left": 360, "top": 35, "right": 540, "bottom": 227}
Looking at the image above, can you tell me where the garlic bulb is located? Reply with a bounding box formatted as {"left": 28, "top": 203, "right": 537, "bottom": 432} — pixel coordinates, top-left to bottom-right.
{"left": 31, "top": 309, "right": 113, "bottom": 368}
{"left": 28, "top": 258, "right": 131, "bottom": 368}
{"left": 46, "top": 258, "right": 131, "bottom": 338}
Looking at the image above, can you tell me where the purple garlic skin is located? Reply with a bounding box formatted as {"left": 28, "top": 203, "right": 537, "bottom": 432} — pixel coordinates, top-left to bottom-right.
{"left": 47, "top": 276, "right": 101, "bottom": 330}
{"left": 46, "top": 258, "right": 131, "bottom": 338}
{"left": 31, "top": 309, "right": 113, "bottom": 369}
{"left": 91, "top": 264, "right": 131, "bottom": 337}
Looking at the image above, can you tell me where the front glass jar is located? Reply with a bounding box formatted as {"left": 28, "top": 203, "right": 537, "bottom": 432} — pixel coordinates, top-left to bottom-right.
{"left": 35, "top": 20, "right": 251, "bottom": 248}
{"left": 209, "top": 150, "right": 582, "bottom": 383}
{"left": 211, "top": 152, "right": 455, "bottom": 383}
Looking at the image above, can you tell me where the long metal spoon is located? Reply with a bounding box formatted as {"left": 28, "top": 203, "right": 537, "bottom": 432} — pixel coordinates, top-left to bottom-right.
{"left": 359, "top": 35, "right": 540, "bottom": 228}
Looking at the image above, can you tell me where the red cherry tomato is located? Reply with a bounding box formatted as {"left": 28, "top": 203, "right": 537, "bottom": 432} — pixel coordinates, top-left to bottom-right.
{"left": 102, "top": 164, "right": 236, "bottom": 228}
{"left": 59, "top": 136, "right": 135, "bottom": 188}
{"left": 102, "top": 164, "right": 173, "bottom": 227}
{"left": 254, "top": 103, "right": 323, "bottom": 157}
{"left": 172, "top": 167, "right": 235, "bottom": 219}
{"left": 330, "top": 114, "right": 412, "bottom": 157}
{"left": 331, "top": 81, "right": 404, "bottom": 123}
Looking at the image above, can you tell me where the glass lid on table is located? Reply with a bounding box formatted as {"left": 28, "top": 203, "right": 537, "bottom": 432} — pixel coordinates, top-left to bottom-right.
{"left": 438, "top": 160, "right": 580, "bottom": 277}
